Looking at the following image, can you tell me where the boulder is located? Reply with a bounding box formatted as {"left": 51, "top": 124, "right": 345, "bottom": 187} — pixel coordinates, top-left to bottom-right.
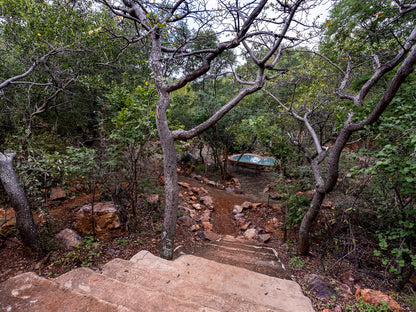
{"left": 355, "top": 288, "right": 402, "bottom": 312}
{"left": 50, "top": 187, "right": 66, "bottom": 200}
{"left": 75, "top": 202, "right": 122, "bottom": 238}
{"left": 55, "top": 228, "right": 82, "bottom": 250}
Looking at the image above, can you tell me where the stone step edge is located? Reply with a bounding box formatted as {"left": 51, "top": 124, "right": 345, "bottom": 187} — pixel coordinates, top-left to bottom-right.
{"left": 55, "top": 267, "right": 219, "bottom": 312}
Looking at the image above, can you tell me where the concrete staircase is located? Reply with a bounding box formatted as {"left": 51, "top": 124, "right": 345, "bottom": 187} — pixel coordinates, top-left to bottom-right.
{"left": 0, "top": 236, "right": 315, "bottom": 312}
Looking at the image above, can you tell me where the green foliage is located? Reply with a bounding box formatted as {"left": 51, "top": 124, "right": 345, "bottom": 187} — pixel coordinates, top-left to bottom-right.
{"left": 284, "top": 193, "right": 310, "bottom": 230}
{"left": 346, "top": 297, "right": 391, "bottom": 312}
{"left": 56, "top": 235, "right": 102, "bottom": 268}
{"left": 348, "top": 76, "right": 416, "bottom": 278}
{"left": 289, "top": 256, "right": 305, "bottom": 269}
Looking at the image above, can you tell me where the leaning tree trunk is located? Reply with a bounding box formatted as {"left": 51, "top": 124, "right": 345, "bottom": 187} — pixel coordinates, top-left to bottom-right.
{"left": 298, "top": 191, "right": 326, "bottom": 255}
{"left": 0, "top": 152, "right": 42, "bottom": 254}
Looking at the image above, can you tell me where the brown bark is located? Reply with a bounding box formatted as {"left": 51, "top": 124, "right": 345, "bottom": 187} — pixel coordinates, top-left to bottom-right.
{"left": 0, "top": 152, "right": 42, "bottom": 254}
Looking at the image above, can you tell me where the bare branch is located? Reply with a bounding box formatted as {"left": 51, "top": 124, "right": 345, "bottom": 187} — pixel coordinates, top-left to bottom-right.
{"left": 0, "top": 49, "right": 60, "bottom": 90}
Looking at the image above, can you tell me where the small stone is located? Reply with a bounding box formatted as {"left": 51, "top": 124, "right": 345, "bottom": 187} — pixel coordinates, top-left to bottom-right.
{"left": 55, "top": 229, "right": 82, "bottom": 250}
{"left": 307, "top": 274, "right": 337, "bottom": 300}
{"left": 252, "top": 203, "right": 262, "bottom": 208}
{"left": 200, "top": 195, "right": 214, "bottom": 209}
{"left": 146, "top": 194, "right": 160, "bottom": 205}
{"left": 233, "top": 205, "right": 243, "bottom": 214}
{"left": 257, "top": 234, "right": 271, "bottom": 243}
{"left": 240, "top": 221, "right": 251, "bottom": 230}
{"left": 207, "top": 180, "right": 217, "bottom": 187}
{"left": 244, "top": 228, "right": 257, "bottom": 240}
{"left": 204, "top": 230, "right": 219, "bottom": 241}
{"left": 192, "top": 203, "right": 203, "bottom": 210}
{"left": 178, "top": 182, "right": 190, "bottom": 188}
{"left": 339, "top": 284, "right": 352, "bottom": 297}
{"left": 190, "top": 196, "right": 198, "bottom": 201}
{"left": 225, "top": 186, "right": 235, "bottom": 193}
{"left": 242, "top": 201, "right": 252, "bottom": 209}
{"left": 217, "top": 184, "right": 225, "bottom": 190}
{"left": 334, "top": 306, "right": 342, "bottom": 312}
{"left": 190, "top": 224, "right": 200, "bottom": 232}
{"left": 197, "top": 187, "right": 208, "bottom": 195}
{"left": 200, "top": 210, "right": 211, "bottom": 222}
{"left": 269, "top": 192, "right": 282, "bottom": 200}
{"left": 202, "top": 221, "right": 213, "bottom": 231}
{"left": 234, "top": 213, "right": 245, "bottom": 220}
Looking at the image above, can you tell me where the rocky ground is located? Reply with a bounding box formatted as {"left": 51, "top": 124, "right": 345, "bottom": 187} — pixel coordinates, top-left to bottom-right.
{"left": 0, "top": 167, "right": 415, "bottom": 312}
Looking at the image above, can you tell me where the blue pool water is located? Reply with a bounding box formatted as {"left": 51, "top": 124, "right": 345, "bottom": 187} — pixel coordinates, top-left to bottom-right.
{"left": 232, "top": 154, "right": 276, "bottom": 165}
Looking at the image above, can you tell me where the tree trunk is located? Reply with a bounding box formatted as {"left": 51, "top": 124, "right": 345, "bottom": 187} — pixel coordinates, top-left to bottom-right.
{"left": 0, "top": 152, "right": 42, "bottom": 254}
{"left": 298, "top": 190, "right": 325, "bottom": 256}
{"left": 156, "top": 89, "right": 179, "bottom": 260}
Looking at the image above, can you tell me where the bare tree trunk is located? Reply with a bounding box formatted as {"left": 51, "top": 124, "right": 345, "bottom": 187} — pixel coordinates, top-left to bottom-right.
{"left": 298, "top": 191, "right": 325, "bottom": 255}
{"left": 0, "top": 152, "right": 42, "bottom": 254}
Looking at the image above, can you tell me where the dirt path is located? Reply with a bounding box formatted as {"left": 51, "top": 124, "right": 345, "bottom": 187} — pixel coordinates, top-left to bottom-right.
{"left": 179, "top": 169, "right": 275, "bottom": 235}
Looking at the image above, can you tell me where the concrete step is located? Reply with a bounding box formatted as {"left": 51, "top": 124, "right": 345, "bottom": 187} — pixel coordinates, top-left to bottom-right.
{"left": 55, "top": 267, "right": 218, "bottom": 312}
{"left": 104, "top": 250, "right": 314, "bottom": 312}
{"left": 102, "top": 257, "right": 279, "bottom": 312}
{"left": 0, "top": 272, "right": 131, "bottom": 312}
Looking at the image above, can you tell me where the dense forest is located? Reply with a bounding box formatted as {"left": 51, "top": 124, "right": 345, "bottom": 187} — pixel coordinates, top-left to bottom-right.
{"left": 1, "top": 0, "right": 416, "bottom": 310}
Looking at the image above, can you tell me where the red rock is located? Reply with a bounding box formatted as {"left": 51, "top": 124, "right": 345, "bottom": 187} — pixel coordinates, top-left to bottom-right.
{"left": 240, "top": 221, "right": 251, "bottom": 230}
{"left": 197, "top": 187, "right": 208, "bottom": 195}
{"left": 146, "top": 194, "right": 160, "bottom": 205}
{"left": 75, "top": 202, "right": 122, "bottom": 238}
{"left": 203, "top": 230, "right": 219, "bottom": 241}
{"left": 252, "top": 203, "right": 262, "bottom": 208}
{"left": 207, "top": 180, "right": 217, "bottom": 187}
{"left": 50, "top": 187, "right": 66, "bottom": 200}
{"left": 190, "top": 196, "right": 198, "bottom": 201}
{"left": 202, "top": 221, "right": 213, "bottom": 231}
{"left": 200, "top": 195, "right": 214, "bottom": 209}
{"left": 192, "top": 203, "right": 203, "bottom": 210}
{"left": 355, "top": 288, "right": 402, "bottom": 312}
{"left": 190, "top": 224, "right": 200, "bottom": 232}
{"left": 200, "top": 210, "right": 211, "bottom": 222}
{"left": 178, "top": 182, "right": 190, "bottom": 188}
